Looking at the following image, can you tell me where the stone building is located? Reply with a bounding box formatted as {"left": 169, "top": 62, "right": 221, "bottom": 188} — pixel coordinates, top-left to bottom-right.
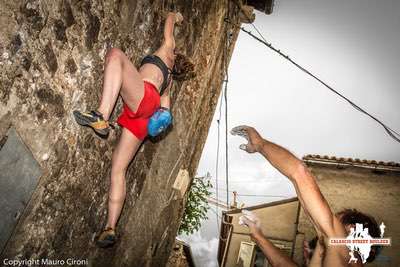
{"left": 216, "top": 155, "right": 400, "bottom": 267}
{"left": 293, "top": 155, "right": 400, "bottom": 267}
{"left": 166, "top": 239, "right": 196, "bottom": 267}
{"left": 218, "top": 198, "right": 300, "bottom": 267}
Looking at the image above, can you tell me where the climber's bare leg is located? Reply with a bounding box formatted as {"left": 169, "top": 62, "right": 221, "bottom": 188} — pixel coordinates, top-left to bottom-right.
{"left": 97, "top": 48, "right": 145, "bottom": 120}
{"left": 105, "top": 128, "right": 142, "bottom": 229}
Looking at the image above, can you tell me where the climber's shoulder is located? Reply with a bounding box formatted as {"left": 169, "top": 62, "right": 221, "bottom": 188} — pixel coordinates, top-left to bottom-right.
{"left": 156, "top": 41, "right": 175, "bottom": 55}
{"left": 154, "top": 46, "right": 174, "bottom": 69}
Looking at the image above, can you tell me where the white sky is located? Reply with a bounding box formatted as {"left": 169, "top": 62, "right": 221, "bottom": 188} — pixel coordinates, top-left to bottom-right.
{"left": 180, "top": 1, "right": 400, "bottom": 266}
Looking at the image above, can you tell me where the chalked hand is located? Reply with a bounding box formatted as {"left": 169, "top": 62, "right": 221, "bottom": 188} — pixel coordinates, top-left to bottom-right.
{"left": 231, "top": 125, "right": 263, "bottom": 153}
{"left": 239, "top": 210, "right": 262, "bottom": 237}
{"left": 239, "top": 210, "right": 260, "bottom": 227}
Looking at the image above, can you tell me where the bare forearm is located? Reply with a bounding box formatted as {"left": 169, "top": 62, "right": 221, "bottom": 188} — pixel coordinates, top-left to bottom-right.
{"left": 256, "top": 138, "right": 337, "bottom": 237}
{"left": 257, "top": 139, "right": 302, "bottom": 181}
{"left": 253, "top": 232, "right": 298, "bottom": 267}
{"left": 164, "top": 13, "right": 176, "bottom": 47}
{"left": 160, "top": 95, "right": 170, "bottom": 109}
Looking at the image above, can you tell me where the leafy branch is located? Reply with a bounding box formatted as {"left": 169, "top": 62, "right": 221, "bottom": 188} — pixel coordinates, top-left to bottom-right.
{"left": 179, "top": 173, "right": 213, "bottom": 235}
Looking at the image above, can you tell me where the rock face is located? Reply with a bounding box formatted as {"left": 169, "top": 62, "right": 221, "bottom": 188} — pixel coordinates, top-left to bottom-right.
{"left": 0, "top": 0, "right": 240, "bottom": 266}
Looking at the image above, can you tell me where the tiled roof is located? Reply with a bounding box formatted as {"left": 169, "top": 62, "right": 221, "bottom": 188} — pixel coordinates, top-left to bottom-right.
{"left": 303, "top": 154, "right": 400, "bottom": 169}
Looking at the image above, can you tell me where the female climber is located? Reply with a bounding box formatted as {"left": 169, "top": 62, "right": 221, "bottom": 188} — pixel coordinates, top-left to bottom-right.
{"left": 73, "top": 12, "right": 193, "bottom": 247}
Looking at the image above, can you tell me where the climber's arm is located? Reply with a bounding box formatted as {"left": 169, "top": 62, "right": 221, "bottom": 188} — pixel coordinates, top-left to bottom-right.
{"left": 163, "top": 12, "right": 183, "bottom": 49}
{"left": 148, "top": 84, "right": 172, "bottom": 137}
{"left": 160, "top": 90, "right": 170, "bottom": 109}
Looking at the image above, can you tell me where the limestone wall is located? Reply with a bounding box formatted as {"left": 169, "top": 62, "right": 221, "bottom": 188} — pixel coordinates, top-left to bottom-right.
{"left": 0, "top": 1, "right": 240, "bottom": 266}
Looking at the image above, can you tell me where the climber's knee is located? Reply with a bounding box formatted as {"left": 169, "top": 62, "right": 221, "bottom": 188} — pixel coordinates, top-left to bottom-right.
{"left": 109, "top": 170, "right": 126, "bottom": 197}
{"left": 108, "top": 188, "right": 125, "bottom": 204}
{"left": 105, "top": 48, "right": 124, "bottom": 64}
{"left": 110, "top": 161, "right": 127, "bottom": 180}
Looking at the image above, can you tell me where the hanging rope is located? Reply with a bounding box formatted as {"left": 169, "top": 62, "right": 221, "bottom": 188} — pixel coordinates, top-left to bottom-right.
{"left": 236, "top": 193, "right": 289, "bottom": 198}
{"left": 223, "top": 17, "right": 400, "bottom": 144}
{"left": 223, "top": 0, "right": 232, "bottom": 209}
{"left": 215, "top": 89, "right": 224, "bottom": 231}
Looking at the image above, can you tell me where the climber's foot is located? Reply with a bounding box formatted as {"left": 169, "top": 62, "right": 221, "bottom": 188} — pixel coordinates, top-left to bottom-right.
{"left": 73, "top": 110, "right": 110, "bottom": 137}
{"left": 96, "top": 228, "right": 116, "bottom": 248}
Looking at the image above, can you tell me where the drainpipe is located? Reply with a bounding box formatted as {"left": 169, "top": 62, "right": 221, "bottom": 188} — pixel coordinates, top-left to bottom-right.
{"left": 290, "top": 201, "right": 301, "bottom": 259}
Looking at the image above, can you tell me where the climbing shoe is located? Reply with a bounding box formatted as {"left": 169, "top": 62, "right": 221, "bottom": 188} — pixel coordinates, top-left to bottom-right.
{"left": 73, "top": 110, "right": 110, "bottom": 136}
{"left": 96, "top": 228, "right": 116, "bottom": 248}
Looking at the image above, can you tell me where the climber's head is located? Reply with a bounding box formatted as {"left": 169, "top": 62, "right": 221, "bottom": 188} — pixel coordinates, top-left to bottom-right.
{"left": 172, "top": 53, "right": 195, "bottom": 81}
{"left": 336, "top": 209, "right": 380, "bottom": 237}
{"left": 336, "top": 208, "right": 381, "bottom": 263}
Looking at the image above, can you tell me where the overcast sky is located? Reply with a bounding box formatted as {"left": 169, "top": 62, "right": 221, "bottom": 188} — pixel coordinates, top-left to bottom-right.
{"left": 180, "top": 1, "right": 400, "bottom": 266}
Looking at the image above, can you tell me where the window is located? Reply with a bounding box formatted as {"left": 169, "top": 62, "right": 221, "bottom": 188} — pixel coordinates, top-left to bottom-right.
{"left": 236, "top": 240, "right": 293, "bottom": 267}
{"left": 237, "top": 241, "right": 256, "bottom": 267}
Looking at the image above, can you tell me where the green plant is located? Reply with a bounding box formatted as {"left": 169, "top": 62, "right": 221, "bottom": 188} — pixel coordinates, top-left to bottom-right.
{"left": 179, "top": 173, "right": 213, "bottom": 235}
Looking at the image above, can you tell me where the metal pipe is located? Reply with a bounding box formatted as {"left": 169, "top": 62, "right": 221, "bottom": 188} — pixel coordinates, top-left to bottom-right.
{"left": 290, "top": 201, "right": 301, "bottom": 258}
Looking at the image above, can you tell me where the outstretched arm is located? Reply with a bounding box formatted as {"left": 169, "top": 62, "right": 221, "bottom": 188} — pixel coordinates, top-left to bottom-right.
{"left": 163, "top": 12, "right": 183, "bottom": 49}
{"left": 231, "top": 126, "right": 347, "bottom": 241}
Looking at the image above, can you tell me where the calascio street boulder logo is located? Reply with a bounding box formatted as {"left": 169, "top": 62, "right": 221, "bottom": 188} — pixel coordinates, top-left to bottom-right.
{"left": 329, "top": 222, "right": 391, "bottom": 263}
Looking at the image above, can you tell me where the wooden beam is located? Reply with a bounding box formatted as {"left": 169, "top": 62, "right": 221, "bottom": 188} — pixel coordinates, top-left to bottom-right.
{"left": 246, "top": 0, "right": 275, "bottom": 15}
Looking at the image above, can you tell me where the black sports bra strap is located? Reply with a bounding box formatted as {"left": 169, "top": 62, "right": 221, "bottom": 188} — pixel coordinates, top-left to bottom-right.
{"left": 140, "top": 55, "right": 172, "bottom": 95}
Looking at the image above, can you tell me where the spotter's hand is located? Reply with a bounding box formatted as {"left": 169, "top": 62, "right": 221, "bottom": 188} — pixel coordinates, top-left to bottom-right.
{"left": 239, "top": 210, "right": 262, "bottom": 237}
{"left": 230, "top": 126, "right": 264, "bottom": 153}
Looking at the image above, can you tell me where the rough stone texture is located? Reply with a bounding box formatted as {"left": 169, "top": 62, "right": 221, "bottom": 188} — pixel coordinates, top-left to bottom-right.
{"left": 166, "top": 240, "right": 194, "bottom": 267}
{"left": 0, "top": 0, "right": 240, "bottom": 266}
